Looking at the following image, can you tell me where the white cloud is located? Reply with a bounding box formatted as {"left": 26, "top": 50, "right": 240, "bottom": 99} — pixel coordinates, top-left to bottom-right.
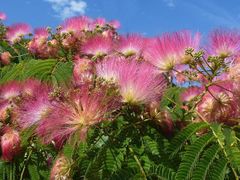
{"left": 163, "top": 0, "right": 175, "bottom": 8}
{"left": 45, "top": 0, "right": 87, "bottom": 20}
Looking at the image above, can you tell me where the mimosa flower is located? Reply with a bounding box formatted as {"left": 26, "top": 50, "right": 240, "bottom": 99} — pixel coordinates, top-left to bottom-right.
{"left": 144, "top": 31, "right": 200, "bottom": 71}
{"left": 6, "top": 23, "right": 31, "bottom": 43}
{"left": 37, "top": 86, "right": 119, "bottom": 147}
{"left": 1, "top": 128, "right": 21, "bottom": 161}
{"left": 208, "top": 29, "right": 240, "bottom": 58}
{"left": 118, "top": 60, "right": 167, "bottom": 104}
{"left": 116, "top": 34, "right": 145, "bottom": 57}
{"left": 81, "top": 35, "right": 113, "bottom": 57}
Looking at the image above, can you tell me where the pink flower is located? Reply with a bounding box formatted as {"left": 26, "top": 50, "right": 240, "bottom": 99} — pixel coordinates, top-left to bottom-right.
{"left": 115, "top": 34, "right": 145, "bottom": 57}
{"left": 6, "top": 23, "right": 31, "bottom": 44}
{"left": 50, "top": 154, "right": 72, "bottom": 180}
{"left": 73, "top": 56, "right": 94, "bottom": 85}
{"left": 0, "top": 52, "right": 12, "bottom": 65}
{"left": 144, "top": 31, "right": 200, "bottom": 72}
{"left": 90, "top": 18, "right": 106, "bottom": 29}
{"left": 37, "top": 86, "right": 119, "bottom": 147}
{"left": 0, "top": 12, "right": 6, "bottom": 21}
{"left": 21, "top": 79, "right": 44, "bottom": 97}
{"left": 34, "top": 27, "right": 49, "bottom": 40}
{"left": 96, "top": 56, "right": 123, "bottom": 83}
{"left": 16, "top": 84, "right": 52, "bottom": 129}
{"left": 28, "top": 31, "right": 58, "bottom": 58}
{"left": 0, "top": 81, "right": 22, "bottom": 100}
{"left": 1, "top": 128, "right": 21, "bottom": 161}
{"left": 208, "top": 29, "right": 240, "bottom": 58}
{"left": 118, "top": 60, "right": 167, "bottom": 104}
{"left": 197, "top": 83, "right": 238, "bottom": 124}
{"left": 81, "top": 35, "right": 113, "bottom": 57}
{"left": 109, "top": 20, "right": 121, "bottom": 29}
{"left": 180, "top": 86, "right": 203, "bottom": 102}
{"left": 60, "top": 16, "right": 91, "bottom": 34}
{"left": 0, "top": 100, "right": 11, "bottom": 121}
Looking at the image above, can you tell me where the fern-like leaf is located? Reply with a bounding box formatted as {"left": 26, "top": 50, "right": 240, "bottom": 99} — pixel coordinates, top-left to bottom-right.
{"left": 207, "top": 155, "right": 228, "bottom": 180}
{"left": 148, "top": 164, "right": 176, "bottom": 180}
{"left": 0, "top": 59, "right": 73, "bottom": 87}
{"left": 168, "top": 122, "right": 209, "bottom": 158}
{"left": 176, "top": 133, "right": 214, "bottom": 180}
{"left": 192, "top": 144, "right": 220, "bottom": 180}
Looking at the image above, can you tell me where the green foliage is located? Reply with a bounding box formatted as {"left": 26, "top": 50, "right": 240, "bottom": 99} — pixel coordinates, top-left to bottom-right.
{"left": 176, "top": 133, "right": 214, "bottom": 180}
{"left": 148, "top": 164, "right": 176, "bottom": 180}
{"left": 0, "top": 59, "right": 73, "bottom": 87}
{"left": 168, "top": 122, "right": 209, "bottom": 158}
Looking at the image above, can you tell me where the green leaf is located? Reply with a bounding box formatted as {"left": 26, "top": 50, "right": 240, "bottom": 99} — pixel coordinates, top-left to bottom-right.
{"left": 143, "top": 136, "right": 160, "bottom": 155}
{"left": 28, "top": 164, "right": 40, "bottom": 180}
{"left": 168, "top": 122, "right": 209, "bottom": 158}
{"left": 223, "top": 128, "right": 240, "bottom": 173}
{"left": 207, "top": 156, "right": 228, "bottom": 180}
{"left": 148, "top": 164, "right": 176, "bottom": 180}
{"left": 63, "top": 143, "right": 75, "bottom": 159}
{"left": 104, "top": 148, "right": 122, "bottom": 173}
{"left": 176, "top": 133, "right": 214, "bottom": 180}
{"left": 0, "top": 59, "right": 73, "bottom": 87}
{"left": 192, "top": 144, "right": 220, "bottom": 180}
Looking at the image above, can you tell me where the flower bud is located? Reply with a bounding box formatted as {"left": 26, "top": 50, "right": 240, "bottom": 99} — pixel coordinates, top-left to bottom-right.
{"left": 0, "top": 52, "right": 12, "bottom": 65}
{"left": 50, "top": 154, "right": 72, "bottom": 180}
{"left": 1, "top": 128, "right": 21, "bottom": 161}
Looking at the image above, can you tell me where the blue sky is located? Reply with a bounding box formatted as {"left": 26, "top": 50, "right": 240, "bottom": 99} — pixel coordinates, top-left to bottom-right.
{"left": 1, "top": 0, "right": 240, "bottom": 36}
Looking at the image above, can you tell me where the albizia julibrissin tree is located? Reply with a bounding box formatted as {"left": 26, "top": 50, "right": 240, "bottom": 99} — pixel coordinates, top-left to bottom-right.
{"left": 0, "top": 11, "right": 240, "bottom": 180}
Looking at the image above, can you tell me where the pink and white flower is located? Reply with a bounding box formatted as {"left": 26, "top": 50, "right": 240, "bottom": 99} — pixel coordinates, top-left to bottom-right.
{"left": 60, "top": 16, "right": 92, "bottom": 34}
{"left": 180, "top": 86, "right": 203, "bottom": 102}
{"left": 6, "top": 23, "right": 31, "bottom": 43}
{"left": 208, "top": 29, "right": 240, "bottom": 58}
{"left": 81, "top": 35, "right": 113, "bottom": 57}
{"left": 1, "top": 128, "right": 21, "bottom": 161}
{"left": 115, "top": 34, "right": 145, "bottom": 57}
{"left": 37, "top": 86, "right": 119, "bottom": 147}
{"left": 0, "top": 12, "right": 6, "bottom": 21}
{"left": 144, "top": 31, "right": 200, "bottom": 72}
{"left": 0, "top": 81, "right": 22, "bottom": 100}
{"left": 117, "top": 60, "right": 167, "bottom": 104}
{"left": 96, "top": 56, "right": 123, "bottom": 83}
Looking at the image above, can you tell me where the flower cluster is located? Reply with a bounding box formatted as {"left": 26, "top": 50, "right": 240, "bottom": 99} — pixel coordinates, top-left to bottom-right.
{"left": 0, "top": 11, "right": 240, "bottom": 179}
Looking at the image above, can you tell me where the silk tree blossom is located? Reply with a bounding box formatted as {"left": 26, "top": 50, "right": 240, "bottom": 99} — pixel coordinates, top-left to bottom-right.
{"left": 81, "top": 35, "right": 113, "bottom": 57}
{"left": 37, "top": 86, "right": 120, "bottom": 147}
{"left": 0, "top": 81, "right": 22, "bottom": 100}
{"left": 197, "top": 83, "right": 238, "bottom": 125}
{"left": 0, "top": 100, "right": 11, "bottom": 121}
{"left": 109, "top": 20, "right": 121, "bottom": 29}
{"left": 34, "top": 28, "right": 49, "bottom": 40}
{"left": 180, "top": 86, "right": 203, "bottom": 102}
{"left": 96, "top": 56, "right": 124, "bottom": 83}
{"left": 90, "top": 18, "right": 106, "bottom": 30}
{"left": 1, "top": 128, "right": 21, "bottom": 161}
{"left": 115, "top": 34, "right": 145, "bottom": 57}
{"left": 21, "top": 79, "right": 44, "bottom": 97}
{"left": 208, "top": 29, "right": 240, "bottom": 58}
{"left": 118, "top": 60, "right": 167, "bottom": 104}
{"left": 0, "top": 12, "right": 6, "bottom": 20}
{"left": 60, "top": 16, "right": 92, "bottom": 34}
{"left": 144, "top": 31, "right": 200, "bottom": 72}
{"left": 15, "top": 84, "right": 53, "bottom": 129}
{"left": 228, "top": 62, "right": 240, "bottom": 81}
{"left": 50, "top": 154, "right": 72, "bottom": 180}
{"left": 0, "top": 51, "right": 12, "bottom": 65}
{"left": 6, "top": 23, "right": 31, "bottom": 44}
{"left": 28, "top": 28, "right": 58, "bottom": 58}
{"left": 73, "top": 56, "right": 94, "bottom": 85}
